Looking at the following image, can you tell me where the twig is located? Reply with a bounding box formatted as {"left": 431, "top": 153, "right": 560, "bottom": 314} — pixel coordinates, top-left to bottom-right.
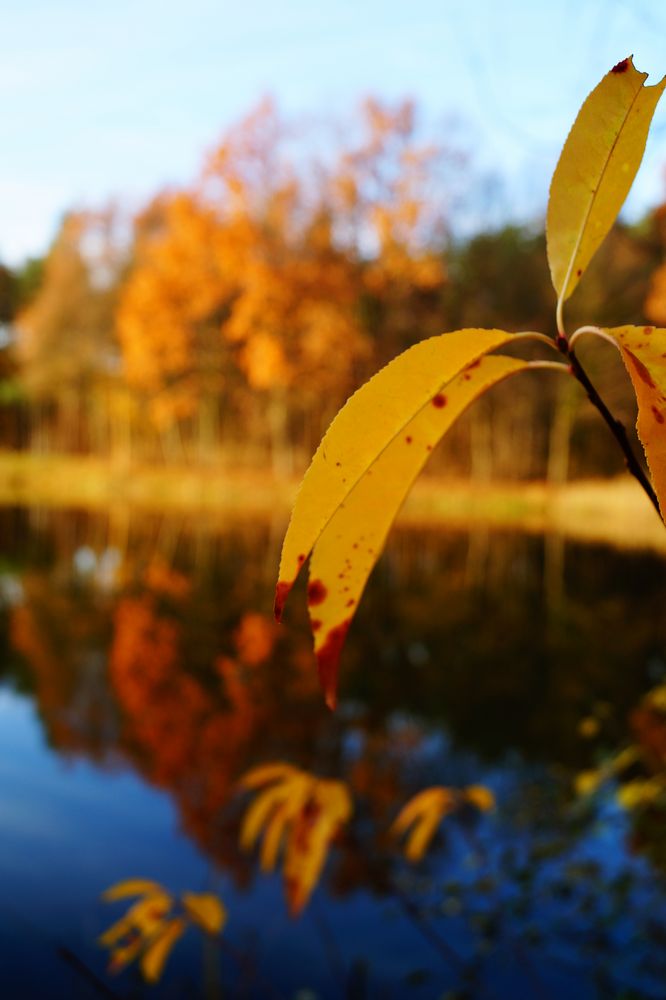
{"left": 555, "top": 333, "right": 661, "bottom": 516}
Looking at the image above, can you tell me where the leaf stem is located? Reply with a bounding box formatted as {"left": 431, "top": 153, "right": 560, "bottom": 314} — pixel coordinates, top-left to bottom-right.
{"left": 555, "top": 336, "right": 661, "bottom": 515}
{"left": 569, "top": 325, "right": 621, "bottom": 350}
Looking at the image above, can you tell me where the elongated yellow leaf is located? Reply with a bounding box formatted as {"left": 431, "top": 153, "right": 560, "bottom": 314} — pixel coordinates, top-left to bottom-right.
{"left": 181, "top": 893, "right": 226, "bottom": 935}
{"left": 604, "top": 325, "right": 666, "bottom": 520}
{"left": 238, "top": 762, "right": 299, "bottom": 790}
{"left": 390, "top": 788, "right": 456, "bottom": 862}
{"left": 547, "top": 57, "right": 666, "bottom": 301}
{"left": 260, "top": 801, "right": 292, "bottom": 871}
{"left": 464, "top": 785, "right": 495, "bottom": 812}
{"left": 283, "top": 779, "right": 352, "bottom": 916}
{"left": 275, "top": 329, "right": 520, "bottom": 620}
{"left": 140, "top": 917, "right": 187, "bottom": 983}
{"left": 307, "top": 355, "right": 528, "bottom": 707}
{"left": 240, "top": 776, "right": 309, "bottom": 853}
{"left": 390, "top": 787, "right": 454, "bottom": 837}
{"left": 101, "top": 879, "right": 165, "bottom": 902}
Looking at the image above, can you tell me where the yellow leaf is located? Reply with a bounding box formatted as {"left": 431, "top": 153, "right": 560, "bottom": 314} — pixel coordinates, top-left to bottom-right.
{"left": 306, "top": 355, "right": 528, "bottom": 707}
{"left": 98, "top": 892, "right": 171, "bottom": 947}
{"left": 101, "top": 879, "right": 165, "bottom": 902}
{"left": 238, "top": 762, "right": 299, "bottom": 790}
{"left": 464, "top": 785, "right": 495, "bottom": 812}
{"left": 390, "top": 787, "right": 456, "bottom": 862}
{"left": 260, "top": 801, "right": 292, "bottom": 871}
{"left": 547, "top": 57, "right": 666, "bottom": 302}
{"left": 616, "top": 778, "right": 665, "bottom": 810}
{"left": 238, "top": 765, "right": 312, "bottom": 862}
{"left": 282, "top": 778, "right": 352, "bottom": 916}
{"left": 604, "top": 325, "right": 666, "bottom": 520}
{"left": 575, "top": 770, "right": 603, "bottom": 797}
{"left": 140, "top": 917, "right": 187, "bottom": 983}
{"left": 181, "top": 893, "right": 226, "bottom": 935}
{"left": 275, "top": 329, "right": 522, "bottom": 621}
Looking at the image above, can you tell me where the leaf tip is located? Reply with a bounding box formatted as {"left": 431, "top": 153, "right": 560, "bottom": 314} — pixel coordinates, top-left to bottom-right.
{"left": 611, "top": 56, "right": 631, "bottom": 75}
{"left": 315, "top": 619, "right": 352, "bottom": 710}
{"left": 274, "top": 580, "right": 292, "bottom": 622}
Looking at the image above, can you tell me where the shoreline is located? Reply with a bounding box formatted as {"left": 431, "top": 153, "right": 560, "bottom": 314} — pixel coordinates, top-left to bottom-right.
{"left": 0, "top": 450, "right": 663, "bottom": 553}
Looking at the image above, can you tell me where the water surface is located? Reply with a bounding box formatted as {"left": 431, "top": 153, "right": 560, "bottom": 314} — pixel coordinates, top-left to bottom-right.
{"left": 1, "top": 506, "right": 666, "bottom": 998}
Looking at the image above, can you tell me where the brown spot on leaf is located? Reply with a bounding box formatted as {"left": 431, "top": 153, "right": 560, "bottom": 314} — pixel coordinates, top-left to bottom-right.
{"left": 652, "top": 406, "right": 665, "bottom": 424}
{"left": 432, "top": 393, "right": 447, "bottom": 408}
{"left": 625, "top": 350, "right": 656, "bottom": 388}
{"left": 405, "top": 435, "right": 413, "bottom": 444}
{"left": 346, "top": 598, "right": 356, "bottom": 607}
{"left": 644, "top": 326, "right": 654, "bottom": 335}
{"left": 307, "top": 579, "right": 328, "bottom": 606}
{"left": 274, "top": 580, "right": 292, "bottom": 622}
{"left": 316, "top": 618, "right": 352, "bottom": 710}
{"left": 576, "top": 268, "right": 582, "bottom": 277}
{"left": 297, "top": 553, "right": 306, "bottom": 564}
{"left": 311, "top": 619, "right": 322, "bottom": 632}
{"left": 612, "top": 58, "right": 629, "bottom": 74}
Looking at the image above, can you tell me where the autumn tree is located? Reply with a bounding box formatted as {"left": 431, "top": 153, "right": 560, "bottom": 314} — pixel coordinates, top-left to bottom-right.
{"left": 15, "top": 209, "right": 127, "bottom": 453}
{"left": 116, "top": 97, "right": 453, "bottom": 469}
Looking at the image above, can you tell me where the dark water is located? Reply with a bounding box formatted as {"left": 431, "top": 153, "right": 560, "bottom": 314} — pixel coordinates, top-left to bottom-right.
{"left": 1, "top": 506, "right": 666, "bottom": 999}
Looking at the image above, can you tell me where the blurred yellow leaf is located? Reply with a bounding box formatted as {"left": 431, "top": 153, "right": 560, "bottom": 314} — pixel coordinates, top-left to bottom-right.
{"left": 604, "top": 325, "right": 666, "bottom": 521}
{"left": 575, "top": 770, "right": 603, "bottom": 797}
{"left": 616, "top": 778, "right": 665, "bottom": 810}
{"left": 391, "top": 787, "right": 457, "bottom": 862}
{"left": 239, "top": 761, "right": 300, "bottom": 790}
{"left": 238, "top": 763, "right": 352, "bottom": 915}
{"left": 140, "top": 917, "right": 187, "bottom": 983}
{"left": 101, "top": 879, "right": 165, "bottom": 902}
{"left": 99, "top": 879, "right": 226, "bottom": 982}
{"left": 275, "top": 328, "right": 521, "bottom": 625}
{"left": 464, "top": 785, "right": 496, "bottom": 812}
{"left": 306, "top": 354, "right": 528, "bottom": 707}
{"left": 283, "top": 779, "right": 352, "bottom": 916}
{"left": 547, "top": 57, "right": 666, "bottom": 302}
{"left": 181, "top": 893, "right": 227, "bottom": 935}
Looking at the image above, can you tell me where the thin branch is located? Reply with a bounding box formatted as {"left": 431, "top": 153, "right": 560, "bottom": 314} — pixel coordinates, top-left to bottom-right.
{"left": 555, "top": 336, "right": 661, "bottom": 516}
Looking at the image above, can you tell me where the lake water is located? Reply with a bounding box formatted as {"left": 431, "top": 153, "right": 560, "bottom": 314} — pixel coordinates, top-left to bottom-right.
{"left": 1, "top": 505, "right": 666, "bottom": 999}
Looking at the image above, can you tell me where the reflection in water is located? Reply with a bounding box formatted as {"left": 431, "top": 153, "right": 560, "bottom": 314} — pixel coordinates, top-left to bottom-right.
{"left": 1, "top": 506, "right": 666, "bottom": 996}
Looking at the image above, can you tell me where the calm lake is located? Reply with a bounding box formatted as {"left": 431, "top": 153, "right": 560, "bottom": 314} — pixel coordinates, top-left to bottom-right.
{"left": 1, "top": 504, "right": 666, "bottom": 999}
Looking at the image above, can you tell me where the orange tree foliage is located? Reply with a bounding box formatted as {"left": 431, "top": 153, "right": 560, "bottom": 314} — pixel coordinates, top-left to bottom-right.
{"left": 116, "top": 98, "right": 450, "bottom": 447}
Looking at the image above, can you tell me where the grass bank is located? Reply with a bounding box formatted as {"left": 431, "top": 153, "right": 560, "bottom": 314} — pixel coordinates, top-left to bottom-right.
{"left": 0, "top": 450, "right": 663, "bottom": 553}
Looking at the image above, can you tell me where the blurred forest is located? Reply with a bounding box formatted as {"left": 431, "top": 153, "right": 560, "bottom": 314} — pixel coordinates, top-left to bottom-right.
{"left": 3, "top": 96, "right": 666, "bottom": 484}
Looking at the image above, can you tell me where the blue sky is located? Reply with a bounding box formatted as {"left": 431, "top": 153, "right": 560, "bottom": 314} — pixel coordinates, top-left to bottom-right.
{"left": 3, "top": 0, "right": 666, "bottom": 264}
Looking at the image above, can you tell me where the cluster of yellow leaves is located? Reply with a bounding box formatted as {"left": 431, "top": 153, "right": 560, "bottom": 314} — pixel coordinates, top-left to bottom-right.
{"left": 390, "top": 785, "right": 495, "bottom": 862}
{"left": 238, "top": 762, "right": 352, "bottom": 916}
{"left": 576, "top": 679, "right": 666, "bottom": 811}
{"left": 99, "top": 879, "right": 225, "bottom": 983}
{"left": 238, "top": 762, "right": 497, "bottom": 913}
{"left": 277, "top": 57, "right": 666, "bottom": 708}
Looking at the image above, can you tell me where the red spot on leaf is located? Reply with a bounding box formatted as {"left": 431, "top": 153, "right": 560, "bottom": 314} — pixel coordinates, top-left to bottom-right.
{"left": 405, "top": 435, "right": 413, "bottom": 444}
{"left": 316, "top": 618, "right": 352, "bottom": 710}
{"left": 626, "top": 350, "right": 656, "bottom": 388}
{"left": 611, "top": 58, "right": 629, "bottom": 74}
{"left": 346, "top": 598, "right": 355, "bottom": 607}
{"left": 311, "top": 619, "right": 322, "bottom": 632}
{"left": 576, "top": 268, "right": 582, "bottom": 277}
{"left": 644, "top": 326, "right": 654, "bottom": 335}
{"left": 297, "top": 553, "right": 306, "bottom": 564}
{"left": 432, "top": 393, "right": 447, "bottom": 408}
{"left": 467, "top": 358, "right": 481, "bottom": 370}
{"left": 274, "top": 580, "right": 292, "bottom": 622}
{"left": 307, "top": 579, "right": 328, "bottom": 606}
{"left": 652, "top": 406, "right": 664, "bottom": 424}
